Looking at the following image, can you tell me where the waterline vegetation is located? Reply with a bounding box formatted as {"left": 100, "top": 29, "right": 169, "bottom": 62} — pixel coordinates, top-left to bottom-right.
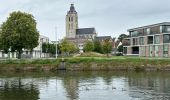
{"left": 0, "top": 56, "right": 170, "bottom": 72}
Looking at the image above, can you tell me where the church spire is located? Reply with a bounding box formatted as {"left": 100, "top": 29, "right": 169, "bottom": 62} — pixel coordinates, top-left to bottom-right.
{"left": 68, "top": 4, "right": 77, "bottom": 13}
{"left": 66, "top": 3, "right": 78, "bottom": 38}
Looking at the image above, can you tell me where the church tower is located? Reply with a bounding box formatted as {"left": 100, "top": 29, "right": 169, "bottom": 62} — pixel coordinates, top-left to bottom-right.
{"left": 66, "top": 4, "right": 78, "bottom": 38}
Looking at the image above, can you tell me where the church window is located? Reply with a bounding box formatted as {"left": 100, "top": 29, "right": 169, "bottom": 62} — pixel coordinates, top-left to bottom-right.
{"left": 71, "top": 17, "right": 73, "bottom": 22}
{"left": 71, "top": 24, "right": 73, "bottom": 29}
{"left": 69, "top": 17, "right": 71, "bottom": 22}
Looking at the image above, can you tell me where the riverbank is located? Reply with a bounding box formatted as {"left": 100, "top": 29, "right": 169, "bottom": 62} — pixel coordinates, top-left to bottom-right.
{"left": 0, "top": 57, "right": 170, "bottom": 72}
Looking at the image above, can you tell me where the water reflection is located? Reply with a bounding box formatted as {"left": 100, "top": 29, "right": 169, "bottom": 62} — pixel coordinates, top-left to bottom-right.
{"left": 0, "top": 78, "right": 39, "bottom": 100}
{"left": 127, "top": 72, "right": 170, "bottom": 100}
{"left": 0, "top": 71, "right": 169, "bottom": 100}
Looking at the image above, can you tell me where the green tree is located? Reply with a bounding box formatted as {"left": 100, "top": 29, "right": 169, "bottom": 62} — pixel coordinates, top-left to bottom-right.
{"left": 42, "top": 43, "right": 56, "bottom": 55}
{"left": 117, "top": 45, "right": 123, "bottom": 52}
{"left": 42, "top": 43, "right": 48, "bottom": 53}
{"left": 93, "top": 40, "right": 103, "bottom": 53}
{"left": 0, "top": 11, "right": 39, "bottom": 59}
{"left": 84, "top": 40, "right": 94, "bottom": 52}
{"left": 48, "top": 43, "right": 56, "bottom": 55}
{"left": 103, "top": 39, "right": 112, "bottom": 57}
{"left": 118, "top": 34, "right": 128, "bottom": 42}
{"left": 60, "top": 39, "right": 77, "bottom": 56}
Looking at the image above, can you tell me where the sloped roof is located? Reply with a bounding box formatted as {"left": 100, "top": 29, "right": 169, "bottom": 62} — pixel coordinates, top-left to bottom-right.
{"left": 95, "top": 36, "right": 112, "bottom": 41}
{"left": 128, "top": 22, "right": 170, "bottom": 32}
{"left": 76, "top": 28, "right": 96, "bottom": 35}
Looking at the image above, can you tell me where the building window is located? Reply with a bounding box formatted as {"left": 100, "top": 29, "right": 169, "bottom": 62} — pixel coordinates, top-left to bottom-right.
{"left": 139, "top": 37, "right": 144, "bottom": 45}
{"left": 144, "top": 28, "right": 150, "bottom": 35}
{"left": 154, "top": 35, "right": 160, "bottom": 44}
{"left": 147, "top": 36, "right": 153, "bottom": 44}
{"left": 160, "top": 26, "right": 163, "bottom": 33}
{"left": 131, "top": 31, "right": 139, "bottom": 37}
{"left": 69, "top": 17, "right": 71, "bottom": 22}
{"left": 123, "top": 47, "right": 127, "bottom": 54}
{"left": 71, "top": 17, "right": 73, "bottom": 22}
{"left": 71, "top": 24, "right": 73, "bottom": 29}
{"left": 132, "top": 38, "right": 138, "bottom": 45}
{"left": 69, "top": 24, "right": 70, "bottom": 29}
{"left": 162, "top": 25, "right": 170, "bottom": 33}
{"left": 76, "top": 17, "right": 78, "bottom": 22}
{"left": 147, "top": 28, "right": 150, "bottom": 34}
{"left": 163, "top": 45, "right": 169, "bottom": 56}
{"left": 163, "top": 34, "right": 170, "bottom": 43}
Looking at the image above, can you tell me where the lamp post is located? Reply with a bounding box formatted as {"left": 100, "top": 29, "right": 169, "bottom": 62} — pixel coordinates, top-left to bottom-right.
{"left": 55, "top": 27, "right": 58, "bottom": 59}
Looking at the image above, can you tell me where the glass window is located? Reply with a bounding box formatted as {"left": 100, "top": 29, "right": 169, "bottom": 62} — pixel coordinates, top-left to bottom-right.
{"left": 163, "top": 34, "right": 170, "bottom": 43}
{"left": 139, "top": 37, "right": 144, "bottom": 45}
{"left": 148, "top": 36, "right": 153, "bottom": 44}
{"left": 133, "top": 38, "right": 138, "bottom": 45}
{"left": 71, "top": 17, "right": 73, "bottom": 21}
{"left": 147, "top": 28, "right": 150, "bottom": 34}
{"left": 163, "top": 45, "right": 169, "bottom": 55}
{"left": 69, "top": 17, "right": 71, "bottom": 22}
{"left": 154, "top": 35, "right": 160, "bottom": 44}
{"left": 162, "top": 25, "right": 170, "bottom": 33}
{"left": 144, "top": 28, "right": 150, "bottom": 34}
{"left": 160, "top": 26, "right": 163, "bottom": 33}
{"left": 131, "top": 31, "right": 139, "bottom": 37}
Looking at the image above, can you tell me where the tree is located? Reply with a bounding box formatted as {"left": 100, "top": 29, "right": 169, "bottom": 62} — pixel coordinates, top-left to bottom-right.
{"left": 0, "top": 11, "right": 39, "bottom": 59}
{"left": 103, "top": 39, "right": 112, "bottom": 57}
{"left": 84, "top": 40, "right": 94, "bottom": 52}
{"left": 42, "top": 43, "right": 48, "bottom": 53}
{"left": 60, "top": 39, "right": 77, "bottom": 56}
{"left": 117, "top": 45, "right": 123, "bottom": 52}
{"left": 93, "top": 40, "right": 103, "bottom": 53}
{"left": 118, "top": 34, "right": 128, "bottom": 42}
{"left": 42, "top": 43, "right": 56, "bottom": 55}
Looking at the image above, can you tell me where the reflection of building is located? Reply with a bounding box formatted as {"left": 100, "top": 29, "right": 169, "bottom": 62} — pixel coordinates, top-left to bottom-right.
{"left": 123, "top": 22, "right": 170, "bottom": 57}
{"left": 128, "top": 72, "right": 170, "bottom": 99}
{"left": 66, "top": 4, "right": 97, "bottom": 53}
{"left": 63, "top": 78, "right": 79, "bottom": 100}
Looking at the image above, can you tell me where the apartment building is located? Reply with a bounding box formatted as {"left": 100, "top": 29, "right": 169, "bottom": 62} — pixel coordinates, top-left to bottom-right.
{"left": 123, "top": 22, "right": 170, "bottom": 57}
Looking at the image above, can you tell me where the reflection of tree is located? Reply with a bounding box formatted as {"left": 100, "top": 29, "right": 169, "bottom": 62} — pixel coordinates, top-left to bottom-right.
{"left": 62, "top": 73, "right": 79, "bottom": 100}
{"left": 0, "top": 78, "right": 39, "bottom": 100}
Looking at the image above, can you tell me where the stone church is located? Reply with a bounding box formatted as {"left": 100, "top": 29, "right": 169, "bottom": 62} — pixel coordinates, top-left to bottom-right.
{"left": 66, "top": 4, "right": 97, "bottom": 53}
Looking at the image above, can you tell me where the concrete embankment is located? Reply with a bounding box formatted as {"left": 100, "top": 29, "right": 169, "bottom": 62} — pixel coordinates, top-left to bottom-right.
{"left": 0, "top": 57, "right": 170, "bottom": 72}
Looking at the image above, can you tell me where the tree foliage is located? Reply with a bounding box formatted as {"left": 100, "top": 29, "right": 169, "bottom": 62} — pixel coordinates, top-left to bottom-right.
{"left": 84, "top": 40, "right": 94, "bottom": 52}
{"left": 0, "top": 11, "right": 39, "bottom": 58}
{"left": 60, "top": 39, "right": 77, "bottom": 56}
{"left": 93, "top": 40, "right": 103, "bottom": 53}
{"left": 42, "top": 43, "right": 56, "bottom": 55}
{"left": 118, "top": 34, "right": 128, "bottom": 42}
{"left": 103, "top": 39, "right": 112, "bottom": 56}
{"left": 117, "top": 45, "right": 123, "bottom": 52}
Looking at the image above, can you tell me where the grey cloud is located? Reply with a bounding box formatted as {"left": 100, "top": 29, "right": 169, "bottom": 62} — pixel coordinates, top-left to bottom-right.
{"left": 1, "top": 0, "right": 170, "bottom": 40}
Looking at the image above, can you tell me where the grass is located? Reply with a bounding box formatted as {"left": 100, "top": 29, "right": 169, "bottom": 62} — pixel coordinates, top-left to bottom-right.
{"left": 0, "top": 56, "right": 170, "bottom": 66}
{"left": 0, "top": 56, "right": 170, "bottom": 71}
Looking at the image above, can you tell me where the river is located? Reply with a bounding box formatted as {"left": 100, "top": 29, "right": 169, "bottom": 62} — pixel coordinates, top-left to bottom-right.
{"left": 0, "top": 71, "right": 170, "bottom": 100}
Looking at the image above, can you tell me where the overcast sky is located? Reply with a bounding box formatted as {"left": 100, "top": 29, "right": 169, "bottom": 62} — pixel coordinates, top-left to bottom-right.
{"left": 1, "top": 0, "right": 170, "bottom": 41}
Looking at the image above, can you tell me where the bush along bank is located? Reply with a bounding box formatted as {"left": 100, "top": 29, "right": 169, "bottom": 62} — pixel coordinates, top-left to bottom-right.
{"left": 0, "top": 57, "right": 170, "bottom": 72}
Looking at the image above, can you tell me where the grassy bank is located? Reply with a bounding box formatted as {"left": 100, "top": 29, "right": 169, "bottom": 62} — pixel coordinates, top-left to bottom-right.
{"left": 0, "top": 57, "right": 170, "bottom": 71}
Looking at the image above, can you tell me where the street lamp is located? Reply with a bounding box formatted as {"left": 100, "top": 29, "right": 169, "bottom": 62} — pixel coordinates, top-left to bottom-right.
{"left": 55, "top": 27, "right": 58, "bottom": 59}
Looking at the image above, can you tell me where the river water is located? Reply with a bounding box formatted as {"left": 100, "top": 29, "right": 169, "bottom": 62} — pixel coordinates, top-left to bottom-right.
{"left": 0, "top": 71, "right": 170, "bottom": 100}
